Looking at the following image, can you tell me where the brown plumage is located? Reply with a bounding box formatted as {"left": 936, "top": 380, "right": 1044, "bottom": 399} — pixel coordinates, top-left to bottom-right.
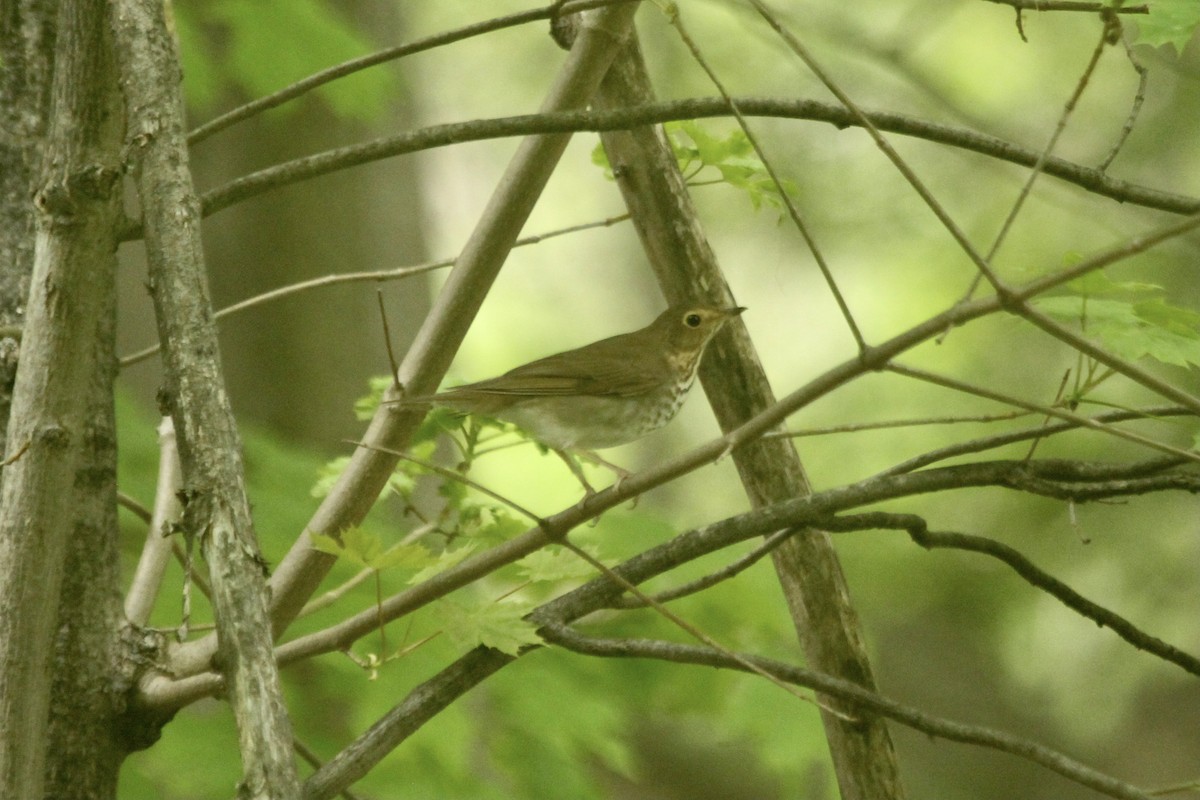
{"left": 404, "top": 305, "right": 744, "bottom": 452}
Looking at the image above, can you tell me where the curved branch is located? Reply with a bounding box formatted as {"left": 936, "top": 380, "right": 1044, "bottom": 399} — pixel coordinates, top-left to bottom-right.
{"left": 820, "top": 512, "right": 1200, "bottom": 677}
{"left": 115, "top": 98, "right": 1199, "bottom": 239}
{"left": 300, "top": 617, "right": 1157, "bottom": 800}
{"left": 539, "top": 626, "right": 1154, "bottom": 800}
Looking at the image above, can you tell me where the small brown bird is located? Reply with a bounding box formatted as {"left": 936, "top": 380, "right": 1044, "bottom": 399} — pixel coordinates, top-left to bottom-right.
{"left": 398, "top": 304, "right": 745, "bottom": 490}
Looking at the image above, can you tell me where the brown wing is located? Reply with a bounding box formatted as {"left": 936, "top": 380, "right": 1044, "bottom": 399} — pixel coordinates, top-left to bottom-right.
{"left": 447, "top": 333, "right": 665, "bottom": 399}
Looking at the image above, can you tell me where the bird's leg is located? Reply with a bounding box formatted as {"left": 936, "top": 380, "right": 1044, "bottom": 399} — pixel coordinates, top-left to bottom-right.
{"left": 553, "top": 449, "right": 598, "bottom": 497}
{"left": 576, "top": 450, "right": 637, "bottom": 508}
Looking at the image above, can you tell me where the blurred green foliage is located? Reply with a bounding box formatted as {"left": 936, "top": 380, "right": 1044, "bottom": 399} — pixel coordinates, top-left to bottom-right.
{"left": 171, "top": 0, "right": 396, "bottom": 120}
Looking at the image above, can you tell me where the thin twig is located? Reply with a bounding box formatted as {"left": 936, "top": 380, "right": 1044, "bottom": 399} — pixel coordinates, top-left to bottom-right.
{"left": 118, "top": 214, "right": 629, "bottom": 370}
{"left": 770, "top": 411, "right": 1032, "bottom": 439}
{"left": 875, "top": 405, "right": 1194, "bottom": 477}
{"left": 608, "top": 528, "right": 796, "bottom": 608}
{"left": 742, "top": 0, "right": 1004, "bottom": 292}
{"left": 557, "top": 538, "right": 851, "bottom": 717}
{"left": 1098, "top": 26, "right": 1149, "bottom": 171}
{"left": 661, "top": 5, "right": 865, "bottom": 350}
{"left": 346, "top": 441, "right": 546, "bottom": 526}
{"left": 980, "top": 0, "right": 1147, "bottom": 12}
{"left": 186, "top": 0, "right": 637, "bottom": 145}
{"left": 886, "top": 363, "right": 1200, "bottom": 464}
{"left": 116, "top": 492, "right": 153, "bottom": 523}
{"left": 293, "top": 738, "right": 367, "bottom": 800}
{"left": 962, "top": 15, "right": 1114, "bottom": 300}
{"left": 820, "top": 511, "right": 1200, "bottom": 677}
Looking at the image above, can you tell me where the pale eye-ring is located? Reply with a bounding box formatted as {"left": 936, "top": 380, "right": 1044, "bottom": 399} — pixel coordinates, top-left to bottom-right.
{"left": 685, "top": 313, "right": 702, "bottom": 328}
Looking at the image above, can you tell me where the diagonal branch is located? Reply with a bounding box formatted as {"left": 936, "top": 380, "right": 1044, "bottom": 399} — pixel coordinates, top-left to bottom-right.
{"left": 139, "top": 453, "right": 1200, "bottom": 712}
{"left": 160, "top": 2, "right": 642, "bottom": 682}
{"left": 591, "top": 30, "right": 905, "bottom": 799}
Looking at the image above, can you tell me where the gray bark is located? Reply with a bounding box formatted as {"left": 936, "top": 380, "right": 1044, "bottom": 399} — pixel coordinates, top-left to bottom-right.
{"left": 593, "top": 35, "right": 907, "bottom": 800}
{"left": 0, "top": 1, "right": 124, "bottom": 797}
{"left": 109, "top": 0, "right": 301, "bottom": 796}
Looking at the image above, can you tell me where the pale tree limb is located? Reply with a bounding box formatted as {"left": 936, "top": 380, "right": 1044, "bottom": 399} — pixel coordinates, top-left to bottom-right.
{"left": 125, "top": 417, "right": 183, "bottom": 626}
{"left": 109, "top": 0, "right": 301, "bottom": 796}
{"left": 159, "top": 2, "right": 643, "bottom": 682}
{"left": 0, "top": 1, "right": 124, "bottom": 796}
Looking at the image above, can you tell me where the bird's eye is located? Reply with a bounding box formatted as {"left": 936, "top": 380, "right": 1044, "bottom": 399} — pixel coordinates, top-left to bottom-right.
{"left": 685, "top": 313, "right": 702, "bottom": 328}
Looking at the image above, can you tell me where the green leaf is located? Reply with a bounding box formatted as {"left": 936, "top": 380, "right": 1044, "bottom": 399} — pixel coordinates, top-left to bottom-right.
{"left": 311, "top": 456, "right": 352, "bottom": 498}
{"left": 516, "top": 545, "right": 601, "bottom": 584}
{"left": 1133, "top": 298, "right": 1200, "bottom": 334}
{"left": 311, "top": 528, "right": 433, "bottom": 571}
{"left": 435, "top": 597, "right": 544, "bottom": 656}
{"left": 408, "top": 544, "right": 479, "bottom": 585}
{"left": 590, "top": 141, "right": 614, "bottom": 178}
{"left": 1034, "top": 295, "right": 1200, "bottom": 368}
{"left": 1135, "top": 0, "right": 1200, "bottom": 52}
{"left": 309, "top": 532, "right": 347, "bottom": 557}
{"left": 1066, "top": 271, "right": 1162, "bottom": 297}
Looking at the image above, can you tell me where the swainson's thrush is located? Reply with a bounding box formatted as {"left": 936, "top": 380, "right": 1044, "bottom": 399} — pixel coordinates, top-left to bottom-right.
{"left": 398, "top": 305, "right": 744, "bottom": 488}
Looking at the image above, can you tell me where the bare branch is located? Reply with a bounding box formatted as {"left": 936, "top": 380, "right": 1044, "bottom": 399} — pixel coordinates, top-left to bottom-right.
{"left": 125, "top": 418, "right": 182, "bottom": 626}
{"left": 117, "top": 214, "right": 628, "bottom": 370}
{"left": 820, "top": 512, "right": 1200, "bottom": 677}
{"left": 876, "top": 405, "right": 1195, "bottom": 476}
{"left": 981, "top": 0, "right": 1147, "bottom": 12}
{"left": 608, "top": 529, "right": 795, "bottom": 608}
{"left": 116, "top": 98, "right": 1199, "bottom": 241}
{"left": 887, "top": 363, "right": 1200, "bottom": 461}
{"left": 540, "top": 627, "right": 1155, "bottom": 800}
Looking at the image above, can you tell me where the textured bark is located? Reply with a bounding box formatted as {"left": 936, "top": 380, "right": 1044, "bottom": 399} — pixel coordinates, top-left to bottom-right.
{"left": 0, "top": 0, "right": 124, "bottom": 797}
{"left": 0, "top": 0, "right": 55, "bottom": 453}
{"left": 108, "top": 1, "right": 301, "bottom": 797}
{"left": 592, "top": 36, "right": 907, "bottom": 800}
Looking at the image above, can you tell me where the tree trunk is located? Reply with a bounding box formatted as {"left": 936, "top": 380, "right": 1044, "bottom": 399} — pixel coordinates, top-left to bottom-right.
{"left": 0, "top": 1, "right": 125, "bottom": 798}
{"left": 593, "top": 35, "right": 907, "bottom": 800}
